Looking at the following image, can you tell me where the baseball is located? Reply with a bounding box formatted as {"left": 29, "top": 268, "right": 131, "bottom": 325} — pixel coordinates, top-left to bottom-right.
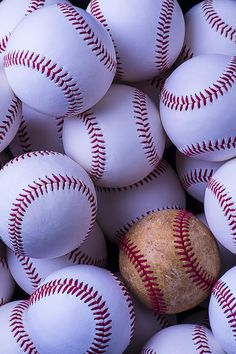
{"left": 4, "top": 3, "right": 116, "bottom": 117}
{"left": 141, "top": 324, "right": 224, "bottom": 353}
{"left": 10, "top": 104, "right": 64, "bottom": 156}
{"left": 160, "top": 54, "right": 236, "bottom": 161}
{"left": 87, "top": 0, "right": 185, "bottom": 81}
{"left": 0, "top": 151, "right": 97, "bottom": 258}
{"left": 119, "top": 209, "right": 221, "bottom": 314}
{"left": 26, "top": 265, "right": 135, "bottom": 354}
{"left": 96, "top": 159, "right": 186, "bottom": 244}
{"left": 0, "top": 241, "right": 15, "bottom": 306}
{"left": 63, "top": 84, "right": 165, "bottom": 188}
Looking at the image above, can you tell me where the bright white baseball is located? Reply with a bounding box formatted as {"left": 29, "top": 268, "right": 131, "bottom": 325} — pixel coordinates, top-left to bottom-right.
{"left": 26, "top": 265, "right": 135, "bottom": 354}
{"left": 204, "top": 158, "right": 236, "bottom": 253}
{"left": 0, "top": 70, "right": 21, "bottom": 152}
{"left": 63, "top": 84, "right": 165, "bottom": 188}
{"left": 209, "top": 266, "right": 236, "bottom": 354}
{"left": 181, "top": 0, "right": 236, "bottom": 62}
{"left": 160, "top": 54, "right": 236, "bottom": 161}
{"left": 0, "top": 151, "right": 97, "bottom": 259}
{"left": 176, "top": 151, "right": 224, "bottom": 202}
{"left": 96, "top": 159, "right": 186, "bottom": 244}
{"left": 141, "top": 324, "right": 224, "bottom": 354}
{"left": 0, "top": 0, "right": 70, "bottom": 67}
{"left": 10, "top": 104, "right": 64, "bottom": 156}
{"left": 7, "top": 222, "right": 107, "bottom": 294}
{"left": 87, "top": 0, "right": 185, "bottom": 81}
{"left": 4, "top": 3, "right": 116, "bottom": 117}
{"left": 0, "top": 300, "right": 37, "bottom": 354}
{"left": 0, "top": 242, "right": 15, "bottom": 306}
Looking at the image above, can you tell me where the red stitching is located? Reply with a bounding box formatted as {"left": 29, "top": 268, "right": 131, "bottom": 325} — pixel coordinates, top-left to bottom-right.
{"left": 207, "top": 178, "right": 236, "bottom": 248}
{"left": 153, "top": 312, "right": 170, "bottom": 329}
{"left": 0, "top": 32, "right": 10, "bottom": 54}
{"left": 181, "top": 168, "right": 214, "bottom": 191}
{"left": 55, "top": 116, "right": 64, "bottom": 140}
{"left": 58, "top": 3, "right": 116, "bottom": 74}
{"left": 26, "top": 0, "right": 45, "bottom": 14}
{"left": 161, "top": 56, "right": 236, "bottom": 110}
{"left": 179, "top": 44, "right": 194, "bottom": 62}
{"left": 173, "top": 210, "right": 216, "bottom": 291}
{"left": 120, "top": 238, "right": 166, "bottom": 313}
{"left": 4, "top": 50, "right": 84, "bottom": 116}
{"left": 0, "top": 255, "right": 8, "bottom": 269}
{"left": 192, "top": 325, "right": 211, "bottom": 353}
{"left": 133, "top": 89, "right": 160, "bottom": 167}
{"left": 0, "top": 96, "right": 21, "bottom": 143}
{"left": 212, "top": 279, "right": 236, "bottom": 336}
{"left": 30, "top": 278, "right": 112, "bottom": 352}
{"left": 14, "top": 117, "right": 31, "bottom": 154}
{"left": 155, "top": 0, "right": 174, "bottom": 72}
{"left": 16, "top": 254, "right": 42, "bottom": 290}
{"left": 202, "top": 0, "right": 236, "bottom": 42}
{"left": 89, "top": 0, "right": 124, "bottom": 80}
{"left": 66, "top": 247, "right": 106, "bottom": 268}
{"left": 142, "top": 348, "right": 156, "bottom": 354}
{"left": 8, "top": 174, "right": 97, "bottom": 255}
{"left": 79, "top": 110, "right": 106, "bottom": 182}
{"left": 10, "top": 300, "right": 38, "bottom": 354}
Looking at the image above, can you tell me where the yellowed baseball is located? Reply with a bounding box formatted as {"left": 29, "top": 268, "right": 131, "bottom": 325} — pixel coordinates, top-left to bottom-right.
{"left": 119, "top": 209, "right": 221, "bottom": 314}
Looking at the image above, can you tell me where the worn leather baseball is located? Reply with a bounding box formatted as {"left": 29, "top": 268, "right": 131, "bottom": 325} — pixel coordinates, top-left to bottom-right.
{"left": 119, "top": 209, "right": 221, "bottom": 314}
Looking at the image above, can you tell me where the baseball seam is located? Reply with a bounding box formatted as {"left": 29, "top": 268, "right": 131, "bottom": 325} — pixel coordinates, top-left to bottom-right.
{"left": 133, "top": 89, "right": 160, "bottom": 167}
{"left": 0, "top": 96, "right": 21, "bottom": 144}
{"left": 80, "top": 110, "right": 106, "bottom": 182}
{"left": 4, "top": 50, "right": 84, "bottom": 116}
{"left": 89, "top": 0, "right": 124, "bottom": 80}
{"left": 55, "top": 116, "right": 64, "bottom": 140}
{"left": 173, "top": 210, "right": 216, "bottom": 291}
{"left": 181, "top": 168, "right": 214, "bottom": 191}
{"left": 0, "top": 255, "right": 8, "bottom": 269}
{"left": 10, "top": 300, "right": 38, "bottom": 354}
{"left": 16, "top": 254, "right": 42, "bottom": 291}
{"left": 142, "top": 349, "right": 156, "bottom": 354}
{"left": 26, "top": 0, "right": 45, "bottom": 14}
{"left": 192, "top": 325, "right": 211, "bottom": 353}
{"left": 67, "top": 247, "right": 106, "bottom": 268}
{"left": 179, "top": 44, "right": 194, "bottom": 62}
{"left": 202, "top": 0, "right": 236, "bottom": 42}
{"left": 207, "top": 178, "right": 236, "bottom": 249}
{"left": 156, "top": 0, "right": 175, "bottom": 72}
{"left": 212, "top": 279, "right": 236, "bottom": 338}
{"left": 14, "top": 116, "right": 31, "bottom": 153}
{"left": 8, "top": 174, "right": 97, "bottom": 255}
{"left": 58, "top": 3, "right": 116, "bottom": 73}
{"left": 30, "top": 278, "right": 112, "bottom": 352}
{"left": 0, "top": 33, "right": 10, "bottom": 54}
{"left": 120, "top": 238, "right": 166, "bottom": 313}
{"left": 0, "top": 297, "right": 7, "bottom": 306}
{"left": 153, "top": 312, "right": 170, "bottom": 329}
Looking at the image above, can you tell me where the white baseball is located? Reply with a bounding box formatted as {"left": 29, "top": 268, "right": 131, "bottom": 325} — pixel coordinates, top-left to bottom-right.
{"left": 63, "top": 84, "right": 165, "bottom": 188}
{"left": 7, "top": 222, "right": 107, "bottom": 295}
{"left": 0, "top": 300, "right": 37, "bottom": 354}
{"left": 0, "top": 69, "right": 21, "bottom": 152}
{"left": 209, "top": 266, "right": 236, "bottom": 354}
{"left": 176, "top": 151, "right": 224, "bottom": 202}
{"left": 0, "top": 242, "right": 15, "bottom": 306}
{"left": 181, "top": 0, "right": 236, "bottom": 62}
{"left": 87, "top": 0, "right": 185, "bottom": 81}
{"left": 10, "top": 104, "right": 64, "bottom": 156}
{"left": 141, "top": 324, "right": 224, "bottom": 354}
{"left": 0, "top": 151, "right": 97, "bottom": 258}
{"left": 26, "top": 265, "right": 135, "bottom": 354}
{"left": 4, "top": 3, "right": 116, "bottom": 117}
{"left": 160, "top": 54, "right": 236, "bottom": 161}
{"left": 204, "top": 158, "right": 236, "bottom": 253}
{"left": 0, "top": 0, "right": 70, "bottom": 67}
{"left": 96, "top": 159, "right": 186, "bottom": 244}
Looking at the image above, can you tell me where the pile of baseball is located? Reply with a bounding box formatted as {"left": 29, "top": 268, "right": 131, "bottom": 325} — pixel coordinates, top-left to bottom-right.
{"left": 0, "top": 0, "right": 236, "bottom": 352}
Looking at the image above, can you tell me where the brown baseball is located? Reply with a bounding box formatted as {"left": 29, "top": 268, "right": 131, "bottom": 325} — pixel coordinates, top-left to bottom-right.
{"left": 119, "top": 209, "right": 221, "bottom": 314}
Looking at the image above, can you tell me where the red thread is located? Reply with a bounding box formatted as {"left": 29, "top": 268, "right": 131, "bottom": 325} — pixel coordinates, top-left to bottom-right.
{"left": 58, "top": 3, "right": 116, "bottom": 74}
{"left": 0, "top": 32, "right": 10, "bottom": 54}
{"left": 142, "top": 349, "right": 156, "bottom": 354}
{"left": 8, "top": 174, "right": 97, "bottom": 255}
{"left": 153, "top": 312, "right": 170, "bottom": 329}
{"left": 202, "top": 0, "right": 236, "bottom": 42}
{"left": 161, "top": 56, "right": 236, "bottom": 111}
{"left": 26, "top": 0, "right": 45, "bottom": 14}
{"left": 212, "top": 279, "right": 236, "bottom": 337}
{"left": 0, "top": 96, "right": 21, "bottom": 144}
{"left": 181, "top": 168, "right": 214, "bottom": 191}
{"left": 10, "top": 300, "right": 38, "bottom": 353}
{"left": 79, "top": 110, "right": 106, "bottom": 182}
{"left": 156, "top": 0, "right": 174, "bottom": 72}
{"left": 89, "top": 0, "right": 124, "bottom": 80}
{"left": 55, "top": 116, "right": 64, "bottom": 140}
{"left": 133, "top": 89, "right": 160, "bottom": 167}
{"left": 120, "top": 238, "right": 166, "bottom": 313}
{"left": 66, "top": 247, "right": 106, "bottom": 268}
{"left": 30, "top": 278, "right": 112, "bottom": 353}
{"left": 192, "top": 325, "right": 211, "bottom": 353}
{"left": 16, "top": 254, "right": 42, "bottom": 290}
{"left": 15, "top": 117, "right": 31, "bottom": 153}
{"left": 207, "top": 178, "right": 236, "bottom": 248}
{"left": 179, "top": 44, "right": 194, "bottom": 61}
{"left": 173, "top": 210, "right": 216, "bottom": 291}
{"left": 4, "top": 50, "right": 84, "bottom": 116}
